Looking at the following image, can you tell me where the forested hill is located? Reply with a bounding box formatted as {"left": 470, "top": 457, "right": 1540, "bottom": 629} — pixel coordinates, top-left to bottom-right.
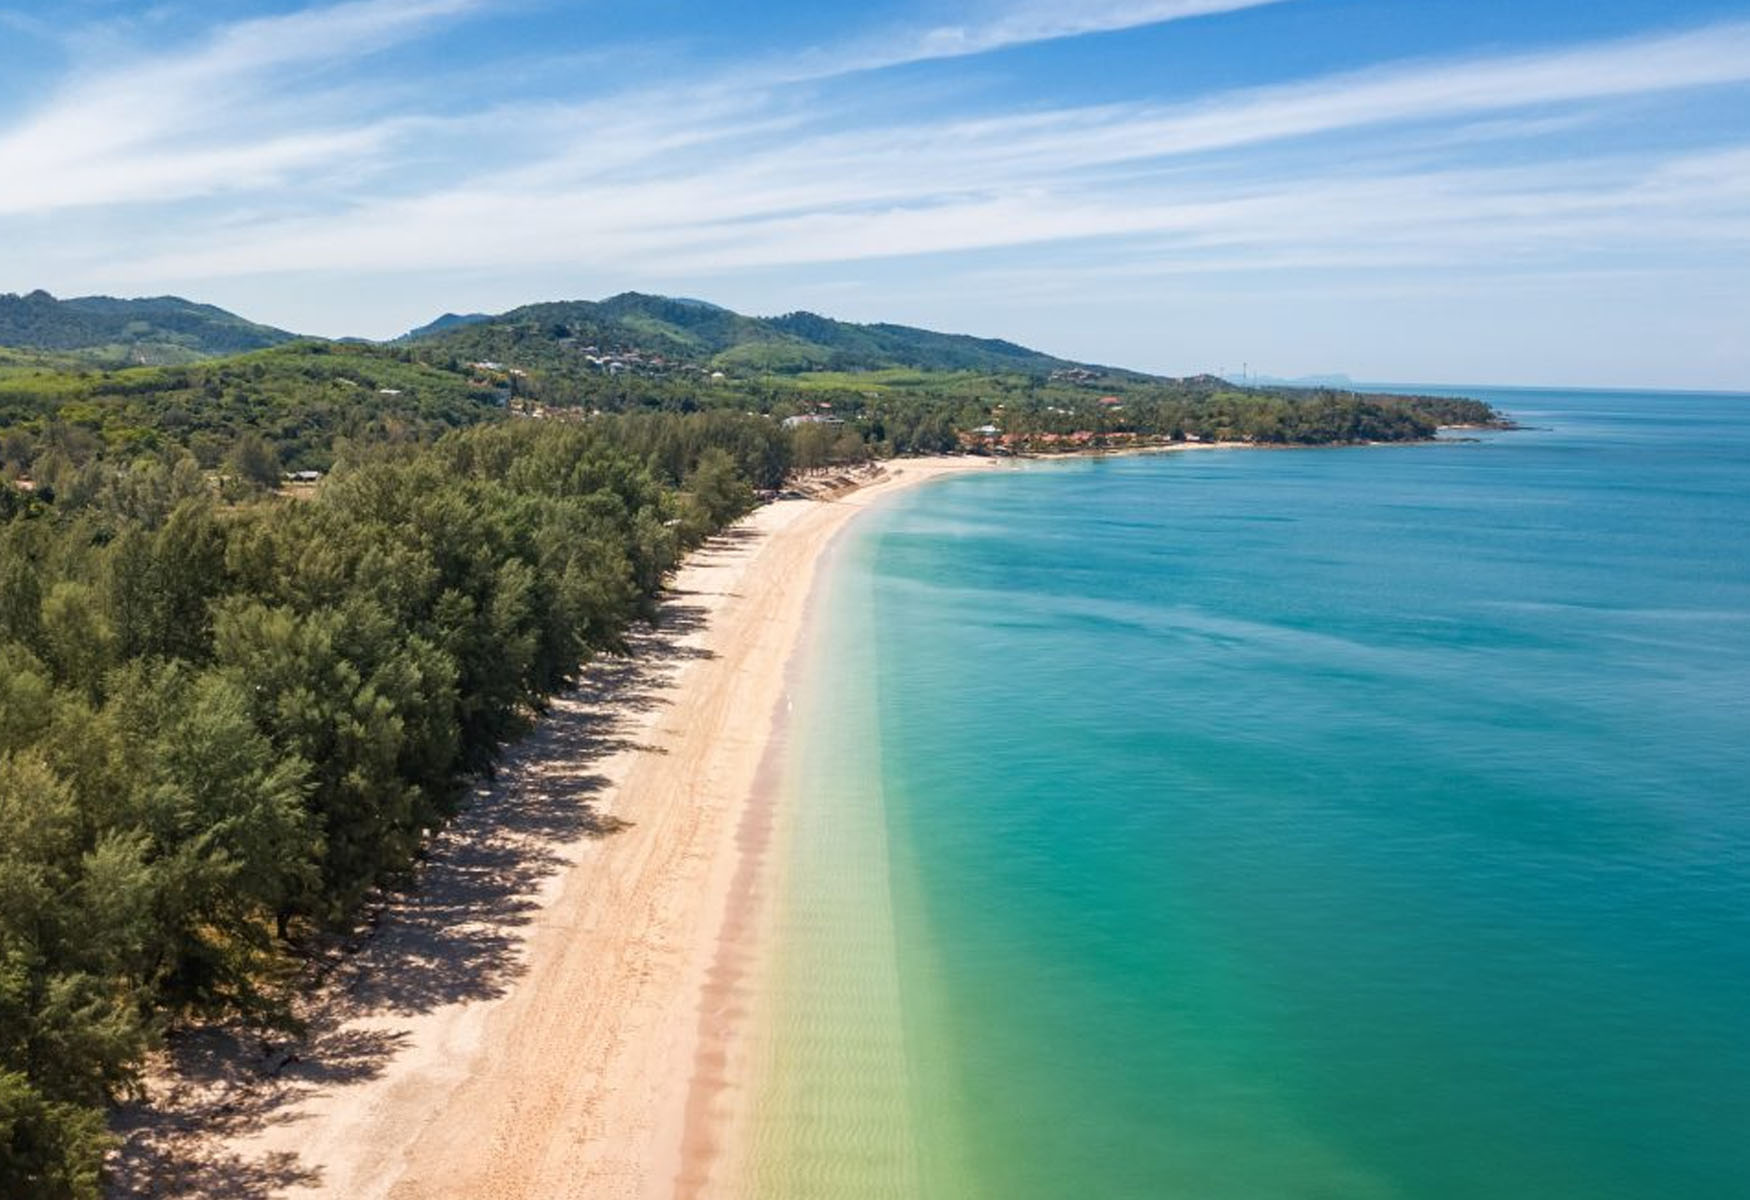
{"left": 401, "top": 311, "right": 494, "bottom": 340}
{"left": 401, "top": 292, "right": 1099, "bottom": 375}
{"left": 0, "top": 290, "right": 298, "bottom": 365}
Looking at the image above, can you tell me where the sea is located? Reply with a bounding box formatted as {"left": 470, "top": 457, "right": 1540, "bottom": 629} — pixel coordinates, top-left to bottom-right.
{"left": 746, "top": 387, "right": 1750, "bottom": 1199}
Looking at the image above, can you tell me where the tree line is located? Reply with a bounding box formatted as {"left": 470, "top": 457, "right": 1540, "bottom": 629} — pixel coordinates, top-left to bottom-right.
{"left": 0, "top": 415, "right": 770, "bottom": 1196}
{"left": 1, "top": 341, "right": 1505, "bottom": 501}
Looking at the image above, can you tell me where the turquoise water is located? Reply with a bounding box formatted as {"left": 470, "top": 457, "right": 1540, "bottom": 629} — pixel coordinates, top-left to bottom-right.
{"left": 787, "top": 388, "right": 1750, "bottom": 1199}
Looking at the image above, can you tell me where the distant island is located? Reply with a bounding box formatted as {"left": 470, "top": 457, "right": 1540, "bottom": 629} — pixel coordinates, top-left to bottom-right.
{"left": 1248, "top": 371, "right": 1357, "bottom": 387}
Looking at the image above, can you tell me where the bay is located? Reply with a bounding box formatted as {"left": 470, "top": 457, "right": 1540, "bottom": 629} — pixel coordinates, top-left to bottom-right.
{"left": 765, "top": 387, "right": 1750, "bottom": 1199}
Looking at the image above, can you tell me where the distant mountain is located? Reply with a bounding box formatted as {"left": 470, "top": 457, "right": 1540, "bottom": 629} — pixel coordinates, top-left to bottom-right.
{"left": 3, "top": 287, "right": 1125, "bottom": 376}
{"left": 663, "top": 297, "right": 731, "bottom": 312}
{"left": 402, "top": 292, "right": 1108, "bottom": 375}
{"left": 1251, "top": 371, "right": 1356, "bottom": 387}
{"left": 398, "top": 311, "right": 495, "bottom": 341}
{"left": 0, "top": 290, "right": 300, "bottom": 363}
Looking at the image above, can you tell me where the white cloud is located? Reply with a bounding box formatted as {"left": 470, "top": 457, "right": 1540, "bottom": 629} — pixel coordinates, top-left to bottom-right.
{"left": 84, "top": 17, "right": 1750, "bottom": 294}
{"left": 0, "top": 0, "right": 476, "bottom": 213}
{"left": 104, "top": 134, "right": 1749, "bottom": 299}
{"left": 801, "top": 0, "right": 1288, "bottom": 78}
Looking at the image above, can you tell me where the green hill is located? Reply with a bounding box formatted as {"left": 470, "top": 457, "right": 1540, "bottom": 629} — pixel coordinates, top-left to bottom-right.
{"left": 403, "top": 292, "right": 1101, "bottom": 375}
{"left": 0, "top": 290, "right": 299, "bottom": 365}
{"left": 0, "top": 341, "right": 505, "bottom": 473}
{"left": 399, "top": 311, "right": 494, "bottom": 340}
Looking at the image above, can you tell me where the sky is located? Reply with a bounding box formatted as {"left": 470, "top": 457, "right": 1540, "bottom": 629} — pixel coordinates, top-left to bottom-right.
{"left": 1, "top": 0, "right": 1747, "bottom": 388}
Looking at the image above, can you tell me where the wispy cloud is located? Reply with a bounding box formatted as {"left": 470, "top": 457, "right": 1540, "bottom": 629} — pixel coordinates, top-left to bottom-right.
{"left": 92, "top": 17, "right": 1750, "bottom": 293}
{"left": 783, "top": 0, "right": 1288, "bottom": 80}
{"left": 0, "top": 0, "right": 476, "bottom": 213}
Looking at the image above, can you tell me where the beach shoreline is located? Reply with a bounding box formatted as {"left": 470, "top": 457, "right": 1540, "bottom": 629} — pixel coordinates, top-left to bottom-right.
{"left": 105, "top": 436, "right": 1492, "bottom": 1199}
{"left": 110, "top": 455, "right": 992, "bottom": 1200}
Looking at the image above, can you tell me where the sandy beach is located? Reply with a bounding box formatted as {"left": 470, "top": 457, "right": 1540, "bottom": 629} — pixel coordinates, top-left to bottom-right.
{"left": 110, "top": 456, "right": 991, "bottom": 1200}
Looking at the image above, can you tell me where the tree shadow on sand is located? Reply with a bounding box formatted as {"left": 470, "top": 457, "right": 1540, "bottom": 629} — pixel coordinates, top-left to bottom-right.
{"left": 107, "top": 1024, "right": 404, "bottom": 1197}
{"left": 107, "top": 560, "right": 734, "bottom": 1197}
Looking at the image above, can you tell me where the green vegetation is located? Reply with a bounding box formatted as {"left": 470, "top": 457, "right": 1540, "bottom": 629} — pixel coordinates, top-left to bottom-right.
{"left": 396, "top": 294, "right": 1501, "bottom": 457}
{"left": 0, "top": 290, "right": 1507, "bottom": 1193}
{"left": 0, "top": 342, "right": 505, "bottom": 490}
{"left": 400, "top": 311, "right": 493, "bottom": 340}
{"left": 405, "top": 291, "right": 1090, "bottom": 374}
{"left": 0, "top": 414, "right": 783, "bottom": 1195}
{"left": 0, "top": 292, "right": 297, "bottom": 366}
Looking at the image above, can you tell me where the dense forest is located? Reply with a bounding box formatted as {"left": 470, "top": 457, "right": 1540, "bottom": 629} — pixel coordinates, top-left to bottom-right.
{"left": 0, "top": 298, "right": 1507, "bottom": 1195}
{"left": 0, "top": 416, "right": 776, "bottom": 1196}
{"left": 0, "top": 343, "right": 509, "bottom": 493}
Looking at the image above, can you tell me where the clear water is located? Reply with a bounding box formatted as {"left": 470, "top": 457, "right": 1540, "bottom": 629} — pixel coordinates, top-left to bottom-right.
{"left": 761, "top": 388, "right": 1750, "bottom": 1199}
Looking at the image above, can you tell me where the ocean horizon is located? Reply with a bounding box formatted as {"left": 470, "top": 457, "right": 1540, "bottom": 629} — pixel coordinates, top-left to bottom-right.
{"left": 751, "top": 384, "right": 1750, "bottom": 1198}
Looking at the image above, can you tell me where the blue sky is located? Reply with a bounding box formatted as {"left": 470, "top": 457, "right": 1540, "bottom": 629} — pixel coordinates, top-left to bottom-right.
{"left": 1, "top": 0, "right": 1747, "bottom": 387}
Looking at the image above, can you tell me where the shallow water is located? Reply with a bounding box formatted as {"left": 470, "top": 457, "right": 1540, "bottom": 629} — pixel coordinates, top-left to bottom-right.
{"left": 758, "top": 388, "right": 1750, "bottom": 1199}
